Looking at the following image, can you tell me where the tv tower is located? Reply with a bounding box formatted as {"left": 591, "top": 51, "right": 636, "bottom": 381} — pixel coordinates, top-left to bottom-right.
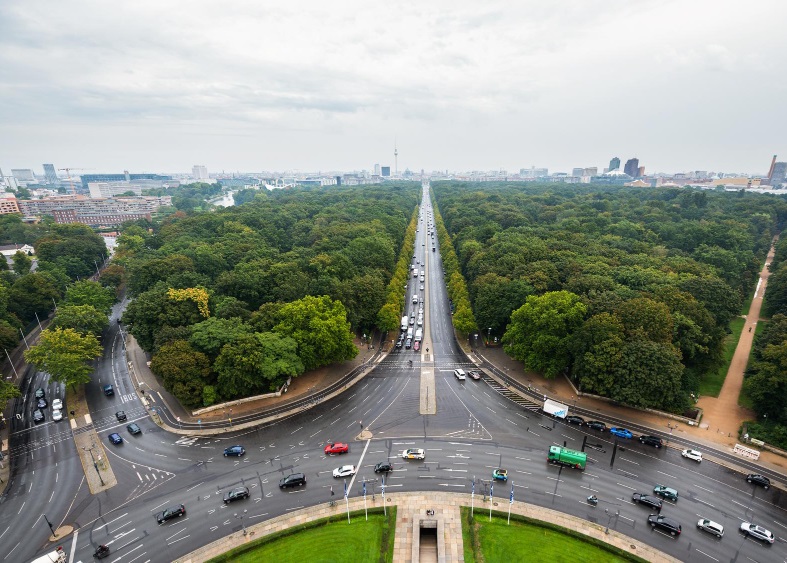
{"left": 394, "top": 138, "right": 398, "bottom": 177}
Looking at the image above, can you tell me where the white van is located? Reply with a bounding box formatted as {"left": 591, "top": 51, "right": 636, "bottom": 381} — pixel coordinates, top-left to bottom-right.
{"left": 401, "top": 316, "right": 408, "bottom": 331}
{"left": 415, "top": 328, "right": 423, "bottom": 342}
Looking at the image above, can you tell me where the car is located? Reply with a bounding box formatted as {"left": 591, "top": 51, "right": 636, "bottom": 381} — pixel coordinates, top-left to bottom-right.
{"left": 417, "top": 317, "right": 423, "bottom": 326}
{"left": 413, "top": 341, "right": 420, "bottom": 351}
{"left": 468, "top": 370, "right": 481, "bottom": 380}
{"left": 697, "top": 518, "right": 724, "bottom": 538}
{"left": 223, "top": 445, "right": 246, "bottom": 457}
{"left": 648, "top": 514, "right": 681, "bottom": 536}
{"left": 324, "top": 442, "right": 349, "bottom": 455}
{"left": 565, "top": 415, "right": 585, "bottom": 426}
{"left": 419, "top": 285, "right": 424, "bottom": 291}
{"left": 51, "top": 398, "right": 63, "bottom": 410}
{"left": 115, "top": 411, "right": 127, "bottom": 421}
{"left": 223, "top": 486, "right": 250, "bottom": 504}
{"left": 586, "top": 421, "right": 607, "bottom": 431}
{"left": 156, "top": 505, "right": 186, "bottom": 524}
{"left": 412, "top": 295, "right": 418, "bottom": 304}
{"left": 409, "top": 316, "right": 415, "bottom": 325}
{"left": 746, "top": 474, "right": 770, "bottom": 489}
{"left": 453, "top": 369, "right": 466, "bottom": 381}
{"left": 639, "top": 435, "right": 663, "bottom": 448}
{"left": 610, "top": 427, "right": 633, "bottom": 439}
{"left": 108, "top": 433, "right": 123, "bottom": 445}
{"left": 52, "top": 409, "right": 63, "bottom": 422}
{"left": 279, "top": 473, "right": 306, "bottom": 488}
{"left": 374, "top": 462, "right": 393, "bottom": 473}
{"left": 127, "top": 423, "right": 142, "bottom": 435}
{"left": 653, "top": 485, "right": 678, "bottom": 501}
{"left": 739, "top": 521, "right": 774, "bottom": 543}
{"left": 32, "top": 409, "right": 45, "bottom": 423}
{"left": 681, "top": 449, "right": 702, "bottom": 463}
{"left": 395, "top": 339, "right": 403, "bottom": 349}
{"left": 405, "top": 338, "right": 412, "bottom": 349}
{"left": 492, "top": 468, "right": 508, "bottom": 481}
{"left": 632, "top": 492, "right": 663, "bottom": 511}
{"left": 103, "top": 385, "right": 114, "bottom": 396}
{"left": 332, "top": 465, "right": 357, "bottom": 478}
{"left": 36, "top": 397, "right": 48, "bottom": 409}
{"left": 35, "top": 388, "right": 46, "bottom": 399}
{"left": 401, "top": 448, "right": 426, "bottom": 460}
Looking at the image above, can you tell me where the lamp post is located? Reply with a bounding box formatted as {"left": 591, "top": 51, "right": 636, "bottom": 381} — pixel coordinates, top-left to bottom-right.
{"left": 84, "top": 444, "right": 104, "bottom": 486}
{"left": 234, "top": 509, "right": 248, "bottom": 535}
{"left": 43, "top": 513, "right": 56, "bottom": 538}
{"left": 487, "top": 327, "right": 492, "bottom": 346}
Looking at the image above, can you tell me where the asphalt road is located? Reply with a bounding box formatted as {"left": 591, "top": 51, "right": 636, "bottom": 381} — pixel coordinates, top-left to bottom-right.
{"left": 3, "top": 184, "right": 787, "bottom": 563}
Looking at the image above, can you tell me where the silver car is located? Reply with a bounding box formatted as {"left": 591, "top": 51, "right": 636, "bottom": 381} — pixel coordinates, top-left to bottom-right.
{"left": 697, "top": 518, "right": 723, "bottom": 538}
{"left": 740, "top": 522, "right": 774, "bottom": 544}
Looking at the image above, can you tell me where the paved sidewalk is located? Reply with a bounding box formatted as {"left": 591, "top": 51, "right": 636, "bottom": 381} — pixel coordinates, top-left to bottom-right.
{"left": 174, "top": 492, "right": 678, "bottom": 563}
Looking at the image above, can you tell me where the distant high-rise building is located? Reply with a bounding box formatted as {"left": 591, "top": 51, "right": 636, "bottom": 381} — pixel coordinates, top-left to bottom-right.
{"left": 638, "top": 166, "right": 645, "bottom": 177}
{"left": 572, "top": 168, "right": 584, "bottom": 177}
{"left": 192, "top": 165, "right": 208, "bottom": 180}
{"left": 767, "top": 155, "right": 777, "bottom": 181}
{"left": 11, "top": 169, "right": 35, "bottom": 182}
{"left": 609, "top": 157, "right": 620, "bottom": 171}
{"left": 43, "top": 164, "right": 58, "bottom": 184}
{"left": 381, "top": 166, "right": 391, "bottom": 177}
{"left": 624, "top": 158, "right": 639, "bottom": 177}
{"left": 374, "top": 163, "right": 381, "bottom": 176}
{"left": 583, "top": 167, "right": 598, "bottom": 177}
{"left": 771, "top": 162, "right": 787, "bottom": 187}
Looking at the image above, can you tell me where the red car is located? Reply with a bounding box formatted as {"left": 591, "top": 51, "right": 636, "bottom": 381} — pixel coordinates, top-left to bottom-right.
{"left": 324, "top": 442, "right": 349, "bottom": 455}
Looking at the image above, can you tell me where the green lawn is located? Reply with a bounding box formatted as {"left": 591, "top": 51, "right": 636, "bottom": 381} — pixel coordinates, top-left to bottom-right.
{"left": 209, "top": 509, "right": 395, "bottom": 563}
{"left": 698, "top": 317, "right": 746, "bottom": 397}
{"left": 462, "top": 508, "right": 645, "bottom": 563}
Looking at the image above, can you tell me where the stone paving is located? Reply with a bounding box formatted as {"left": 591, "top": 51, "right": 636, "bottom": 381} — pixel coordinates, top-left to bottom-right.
{"left": 175, "top": 492, "right": 679, "bottom": 563}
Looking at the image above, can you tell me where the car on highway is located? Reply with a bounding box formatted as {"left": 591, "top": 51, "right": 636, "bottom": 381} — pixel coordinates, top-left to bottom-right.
{"left": 648, "top": 514, "right": 681, "bottom": 536}
{"left": 696, "top": 518, "right": 724, "bottom": 538}
{"left": 565, "top": 415, "right": 585, "bottom": 426}
{"left": 401, "top": 448, "right": 426, "bottom": 460}
{"left": 419, "top": 285, "right": 424, "bottom": 291}
{"left": 414, "top": 341, "right": 420, "bottom": 351}
{"left": 51, "top": 398, "right": 63, "bottom": 410}
{"left": 631, "top": 492, "right": 662, "bottom": 511}
{"left": 681, "top": 449, "right": 702, "bottom": 463}
{"left": 739, "top": 521, "right": 774, "bottom": 543}
{"left": 127, "top": 423, "right": 142, "bottom": 435}
{"left": 468, "top": 370, "right": 481, "bottom": 380}
{"left": 395, "top": 339, "right": 403, "bottom": 349}
{"left": 492, "top": 469, "right": 508, "bottom": 481}
{"left": 653, "top": 485, "right": 678, "bottom": 501}
{"left": 103, "top": 384, "right": 114, "bottom": 396}
{"left": 108, "top": 433, "right": 123, "bottom": 445}
{"left": 374, "top": 462, "right": 393, "bottom": 473}
{"left": 115, "top": 411, "right": 127, "bottom": 421}
{"left": 32, "top": 409, "right": 45, "bottom": 423}
{"left": 639, "top": 435, "right": 663, "bottom": 448}
{"left": 279, "top": 473, "right": 306, "bottom": 488}
{"left": 332, "top": 465, "right": 357, "bottom": 478}
{"left": 453, "top": 369, "right": 466, "bottom": 381}
{"left": 609, "top": 427, "right": 633, "bottom": 439}
{"left": 52, "top": 409, "right": 63, "bottom": 422}
{"left": 324, "top": 442, "right": 349, "bottom": 455}
{"left": 746, "top": 474, "right": 770, "bottom": 489}
{"left": 156, "top": 504, "right": 186, "bottom": 524}
{"left": 223, "top": 486, "right": 250, "bottom": 504}
{"left": 586, "top": 421, "right": 607, "bottom": 431}
{"left": 223, "top": 445, "right": 246, "bottom": 457}
{"left": 35, "top": 388, "right": 46, "bottom": 399}
{"left": 37, "top": 397, "right": 48, "bottom": 409}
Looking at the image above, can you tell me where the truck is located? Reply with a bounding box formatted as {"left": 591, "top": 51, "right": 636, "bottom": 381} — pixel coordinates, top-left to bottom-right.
{"left": 30, "top": 547, "right": 67, "bottom": 563}
{"left": 407, "top": 327, "right": 414, "bottom": 339}
{"left": 401, "top": 316, "right": 409, "bottom": 331}
{"left": 543, "top": 398, "right": 569, "bottom": 419}
{"left": 547, "top": 445, "right": 587, "bottom": 470}
{"left": 415, "top": 328, "right": 423, "bottom": 342}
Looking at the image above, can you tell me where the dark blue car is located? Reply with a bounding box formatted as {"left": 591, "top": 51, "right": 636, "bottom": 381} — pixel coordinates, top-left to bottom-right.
{"left": 223, "top": 445, "right": 246, "bottom": 457}
{"left": 108, "top": 433, "right": 123, "bottom": 445}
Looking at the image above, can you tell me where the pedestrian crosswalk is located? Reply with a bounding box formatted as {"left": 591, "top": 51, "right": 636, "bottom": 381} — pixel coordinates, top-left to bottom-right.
{"left": 482, "top": 375, "right": 541, "bottom": 412}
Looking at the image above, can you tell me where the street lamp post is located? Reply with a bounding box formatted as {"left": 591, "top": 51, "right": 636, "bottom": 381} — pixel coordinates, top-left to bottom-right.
{"left": 234, "top": 510, "right": 248, "bottom": 535}
{"left": 487, "top": 327, "right": 492, "bottom": 346}
{"left": 84, "top": 445, "right": 104, "bottom": 486}
{"left": 43, "top": 513, "right": 56, "bottom": 538}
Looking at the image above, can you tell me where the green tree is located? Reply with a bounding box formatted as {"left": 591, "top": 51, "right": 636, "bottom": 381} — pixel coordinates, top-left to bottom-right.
{"left": 0, "top": 319, "right": 19, "bottom": 350}
{"left": 616, "top": 297, "right": 673, "bottom": 343}
{"left": 12, "top": 250, "right": 32, "bottom": 275}
{"left": 189, "top": 316, "right": 251, "bottom": 359}
{"left": 571, "top": 312, "right": 625, "bottom": 395}
{"left": 64, "top": 280, "right": 115, "bottom": 316}
{"left": 51, "top": 304, "right": 109, "bottom": 337}
{"left": 150, "top": 340, "right": 212, "bottom": 407}
{"left": 274, "top": 295, "right": 357, "bottom": 371}
{"left": 503, "top": 291, "right": 587, "bottom": 378}
{"left": 0, "top": 378, "right": 21, "bottom": 412}
{"left": 24, "top": 328, "right": 102, "bottom": 388}
{"left": 611, "top": 340, "right": 684, "bottom": 410}
{"left": 7, "top": 272, "right": 61, "bottom": 323}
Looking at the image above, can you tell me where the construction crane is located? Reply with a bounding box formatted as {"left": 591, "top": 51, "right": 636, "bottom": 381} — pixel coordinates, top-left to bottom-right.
{"left": 58, "top": 167, "right": 91, "bottom": 195}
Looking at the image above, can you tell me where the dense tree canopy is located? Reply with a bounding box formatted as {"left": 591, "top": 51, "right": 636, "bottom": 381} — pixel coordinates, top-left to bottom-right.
{"left": 24, "top": 327, "right": 102, "bottom": 388}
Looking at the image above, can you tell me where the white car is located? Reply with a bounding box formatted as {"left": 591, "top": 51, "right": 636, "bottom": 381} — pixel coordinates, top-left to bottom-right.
{"left": 681, "top": 449, "right": 702, "bottom": 463}
{"left": 332, "top": 465, "right": 357, "bottom": 478}
{"left": 52, "top": 398, "right": 63, "bottom": 410}
{"left": 739, "top": 521, "right": 774, "bottom": 543}
{"left": 697, "top": 518, "right": 724, "bottom": 538}
{"left": 401, "top": 448, "right": 426, "bottom": 460}
{"left": 52, "top": 409, "right": 63, "bottom": 422}
{"left": 453, "top": 369, "right": 466, "bottom": 381}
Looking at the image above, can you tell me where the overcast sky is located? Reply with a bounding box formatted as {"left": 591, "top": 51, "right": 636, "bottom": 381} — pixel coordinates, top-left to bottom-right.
{"left": 1, "top": 0, "right": 785, "bottom": 176}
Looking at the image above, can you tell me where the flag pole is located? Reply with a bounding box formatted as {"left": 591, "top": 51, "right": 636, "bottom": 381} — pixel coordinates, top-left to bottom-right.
{"left": 471, "top": 476, "right": 475, "bottom": 516}
{"left": 344, "top": 479, "right": 350, "bottom": 523}
{"left": 489, "top": 483, "right": 493, "bottom": 522}
{"left": 382, "top": 476, "right": 386, "bottom": 516}
{"left": 363, "top": 479, "right": 368, "bottom": 522}
{"left": 508, "top": 482, "right": 513, "bottom": 525}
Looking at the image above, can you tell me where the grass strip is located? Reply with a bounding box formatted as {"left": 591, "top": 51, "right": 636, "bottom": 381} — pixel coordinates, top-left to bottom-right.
{"left": 699, "top": 316, "right": 745, "bottom": 397}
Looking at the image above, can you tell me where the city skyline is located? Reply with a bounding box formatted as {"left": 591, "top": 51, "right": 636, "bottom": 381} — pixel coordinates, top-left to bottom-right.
{"left": 1, "top": 1, "right": 786, "bottom": 174}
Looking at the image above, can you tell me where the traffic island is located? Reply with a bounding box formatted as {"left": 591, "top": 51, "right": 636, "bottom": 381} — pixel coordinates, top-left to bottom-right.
{"left": 67, "top": 384, "right": 117, "bottom": 494}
